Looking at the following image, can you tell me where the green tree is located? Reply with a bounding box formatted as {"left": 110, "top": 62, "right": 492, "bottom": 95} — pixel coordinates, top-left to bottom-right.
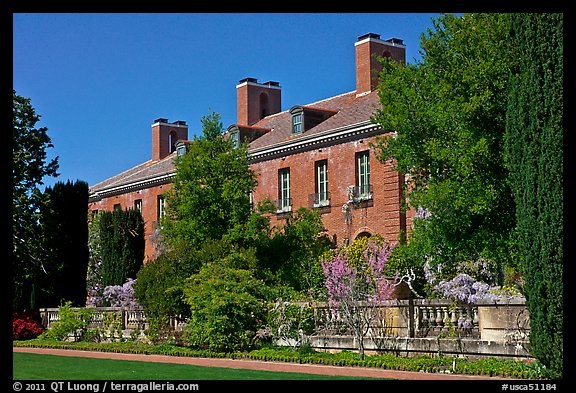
{"left": 161, "top": 112, "right": 257, "bottom": 254}
{"left": 13, "top": 90, "right": 59, "bottom": 309}
{"left": 38, "top": 180, "right": 89, "bottom": 307}
{"left": 183, "top": 261, "right": 270, "bottom": 352}
{"left": 371, "top": 13, "right": 517, "bottom": 281}
{"left": 274, "top": 208, "right": 333, "bottom": 292}
{"left": 97, "top": 209, "right": 145, "bottom": 288}
{"left": 504, "top": 13, "right": 563, "bottom": 378}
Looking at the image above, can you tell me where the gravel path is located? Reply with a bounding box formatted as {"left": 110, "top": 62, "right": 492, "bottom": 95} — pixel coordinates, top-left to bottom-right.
{"left": 13, "top": 347, "right": 513, "bottom": 380}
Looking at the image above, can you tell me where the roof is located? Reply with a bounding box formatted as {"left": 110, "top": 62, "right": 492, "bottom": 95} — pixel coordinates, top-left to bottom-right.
{"left": 89, "top": 89, "right": 383, "bottom": 197}
{"left": 247, "top": 90, "right": 381, "bottom": 150}
{"left": 89, "top": 152, "right": 176, "bottom": 197}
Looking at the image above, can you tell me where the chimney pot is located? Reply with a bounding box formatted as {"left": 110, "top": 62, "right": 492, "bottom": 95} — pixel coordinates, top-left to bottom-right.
{"left": 357, "top": 32, "right": 381, "bottom": 41}
{"left": 239, "top": 77, "right": 258, "bottom": 84}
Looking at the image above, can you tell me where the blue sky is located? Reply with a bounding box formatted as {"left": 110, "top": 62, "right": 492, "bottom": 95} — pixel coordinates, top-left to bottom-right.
{"left": 13, "top": 13, "right": 444, "bottom": 189}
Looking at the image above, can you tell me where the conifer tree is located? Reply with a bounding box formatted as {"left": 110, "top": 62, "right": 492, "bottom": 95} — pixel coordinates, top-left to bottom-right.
{"left": 505, "top": 13, "right": 563, "bottom": 378}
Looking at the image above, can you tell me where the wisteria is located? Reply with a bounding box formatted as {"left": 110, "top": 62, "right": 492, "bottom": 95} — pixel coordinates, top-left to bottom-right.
{"left": 414, "top": 206, "right": 433, "bottom": 221}
{"left": 101, "top": 278, "right": 140, "bottom": 309}
{"left": 433, "top": 273, "right": 498, "bottom": 304}
{"left": 87, "top": 278, "right": 140, "bottom": 309}
{"left": 424, "top": 257, "right": 522, "bottom": 305}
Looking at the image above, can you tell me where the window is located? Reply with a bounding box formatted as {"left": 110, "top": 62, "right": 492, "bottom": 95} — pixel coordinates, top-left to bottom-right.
{"left": 113, "top": 203, "right": 121, "bottom": 211}
{"left": 314, "top": 160, "right": 329, "bottom": 207}
{"left": 278, "top": 168, "right": 291, "bottom": 212}
{"left": 292, "top": 113, "right": 302, "bottom": 134}
{"left": 157, "top": 195, "right": 166, "bottom": 220}
{"left": 176, "top": 144, "right": 187, "bottom": 156}
{"left": 356, "top": 150, "right": 371, "bottom": 198}
{"left": 134, "top": 199, "right": 142, "bottom": 214}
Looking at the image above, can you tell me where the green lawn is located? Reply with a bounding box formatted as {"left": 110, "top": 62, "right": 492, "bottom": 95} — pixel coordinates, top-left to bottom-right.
{"left": 13, "top": 353, "right": 384, "bottom": 380}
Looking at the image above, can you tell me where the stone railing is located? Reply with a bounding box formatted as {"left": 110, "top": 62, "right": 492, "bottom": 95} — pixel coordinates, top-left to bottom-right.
{"left": 39, "top": 307, "right": 187, "bottom": 332}
{"left": 39, "top": 297, "right": 530, "bottom": 359}
{"left": 308, "top": 297, "right": 530, "bottom": 359}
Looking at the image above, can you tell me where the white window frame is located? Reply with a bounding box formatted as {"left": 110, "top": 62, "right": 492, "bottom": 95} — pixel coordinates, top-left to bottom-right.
{"left": 315, "top": 160, "right": 329, "bottom": 207}
{"left": 278, "top": 168, "right": 291, "bottom": 212}
{"left": 356, "top": 150, "right": 371, "bottom": 198}
{"left": 292, "top": 113, "right": 302, "bottom": 134}
{"left": 157, "top": 195, "right": 166, "bottom": 220}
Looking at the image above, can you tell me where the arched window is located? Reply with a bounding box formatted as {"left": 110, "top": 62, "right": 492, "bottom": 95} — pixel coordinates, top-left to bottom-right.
{"left": 355, "top": 231, "right": 372, "bottom": 240}
{"left": 259, "top": 92, "right": 269, "bottom": 120}
{"left": 168, "top": 131, "right": 178, "bottom": 153}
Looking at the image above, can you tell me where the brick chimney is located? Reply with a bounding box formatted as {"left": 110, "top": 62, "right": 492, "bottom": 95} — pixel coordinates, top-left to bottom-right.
{"left": 236, "top": 78, "right": 282, "bottom": 126}
{"left": 151, "top": 118, "right": 188, "bottom": 161}
{"left": 355, "top": 33, "right": 406, "bottom": 96}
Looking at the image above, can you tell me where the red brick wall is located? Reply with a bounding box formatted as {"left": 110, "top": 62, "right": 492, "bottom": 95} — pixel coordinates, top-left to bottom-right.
{"left": 237, "top": 82, "right": 282, "bottom": 126}
{"left": 250, "top": 134, "right": 407, "bottom": 246}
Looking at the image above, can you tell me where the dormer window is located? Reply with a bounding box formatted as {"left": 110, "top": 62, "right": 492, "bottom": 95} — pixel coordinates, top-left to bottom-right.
{"left": 290, "top": 105, "right": 337, "bottom": 134}
{"left": 176, "top": 144, "right": 187, "bottom": 157}
{"left": 226, "top": 124, "right": 271, "bottom": 147}
{"left": 292, "top": 112, "right": 303, "bottom": 134}
{"left": 175, "top": 140, "right": 189, "bottom": 157}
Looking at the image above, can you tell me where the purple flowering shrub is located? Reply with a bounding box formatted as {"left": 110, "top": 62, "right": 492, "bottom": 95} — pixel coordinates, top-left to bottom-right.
{"left": 322, "top": 239, "right": 399, "bottom": 359}
{"left": 424, "top": 257, "right": 524, "bottom": 305}
{"left": 86, "top": 277, "right": 140, "bottom": 309}
{"left": 101, "top": 278, "right": 140, "bottom": 309}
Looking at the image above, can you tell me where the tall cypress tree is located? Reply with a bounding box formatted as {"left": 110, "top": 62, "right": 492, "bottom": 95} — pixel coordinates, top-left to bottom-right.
{"left": 505, "top": 13, "right": 563, "bottom": 377}
{"left": 98, "top": 209, "right": 145, "bottom": 287}
{"left": 38, "top": 180, "right": 89, "bottom": 307}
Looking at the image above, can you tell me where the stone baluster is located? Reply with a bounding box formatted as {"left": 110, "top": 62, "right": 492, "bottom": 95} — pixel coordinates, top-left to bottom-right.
{"left": 458, "top": 307, "right": 465, "bottom": 328}
{"left": 442, "top": 307, "right": 450, "bottom": 331}
{"left": 472, "top": 307, "right": 479, "bottom": 328}
{"left": 450, "top": 307, "right": 458, "bottom": 327}
{"left": 428, "top": 307, "right": 436, "bottom": 328}
{"left": 420, "top": 306, "right": 428, "bottom": 329}
{"left": 435, "top": 306, "right": 443, "bottom": 329}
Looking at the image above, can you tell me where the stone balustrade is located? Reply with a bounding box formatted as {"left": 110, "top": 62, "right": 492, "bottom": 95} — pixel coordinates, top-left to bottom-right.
{"left": 39, "top": 296, "right": 530, "bottom": 359}
{"left": 39, "top": 307, "right": 187, "bottom": 333}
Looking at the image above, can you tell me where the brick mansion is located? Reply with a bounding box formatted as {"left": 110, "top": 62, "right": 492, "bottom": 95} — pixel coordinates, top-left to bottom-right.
{"left": 88, "top": 33, "right": 415, "bottom": 260}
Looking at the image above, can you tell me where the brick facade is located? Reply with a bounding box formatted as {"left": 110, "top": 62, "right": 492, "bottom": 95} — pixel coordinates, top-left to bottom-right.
{"left": 88, "top": 32, "right": 415, "bottom": 262}
{"left": 250, "top": 134, "right": 407, "bottom": 245}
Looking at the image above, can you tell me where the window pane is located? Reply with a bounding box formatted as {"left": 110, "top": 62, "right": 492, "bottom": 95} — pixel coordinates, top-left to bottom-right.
{"left": 357, "top": 151, "right": 370, "bottom": 196}
{"left": 279, "top": 168, "right": 291, "bottom": 210}
{"left": 292, "top": 114, "right": 302, "bottom": 133}
{"left": 316, "top": 160, "right": 328, "bottom": 202}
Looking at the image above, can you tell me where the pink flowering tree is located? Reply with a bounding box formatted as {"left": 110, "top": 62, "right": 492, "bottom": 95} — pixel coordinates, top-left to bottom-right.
{"left": 321, "top": 239, "right": 399, "bottom": 359}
